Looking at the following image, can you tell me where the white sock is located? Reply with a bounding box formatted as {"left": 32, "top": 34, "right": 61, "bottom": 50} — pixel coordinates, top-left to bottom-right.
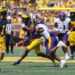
{"left": 57, "top": 41, "right": 67, "bottom": 47}
{"left": 65, "top": 53, "right": 69, "bottom": 60}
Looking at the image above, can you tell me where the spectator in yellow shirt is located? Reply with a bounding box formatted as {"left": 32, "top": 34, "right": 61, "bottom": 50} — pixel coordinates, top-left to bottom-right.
{"left": 9, "top": 0, "right": 15, "bottom": 6}
{"left": 68, "top": 28, "right": 75, "bottom": 59}
{"left": 17, "top": 12, "right": 22, "bottom": 23}
{"left": 53, "top": 3, "right": 60, "bottom": 8}
{"left": 16, "top": 28, "right": 25, "bottom": 48}
{"left": 19, "top": 0, "right": 25, "bottom": 8}
{"left": 11, "top": 17, "right": 17, "bottom": 23}
{"left": 3, "top": 0, "right": 6, "bottom": 7}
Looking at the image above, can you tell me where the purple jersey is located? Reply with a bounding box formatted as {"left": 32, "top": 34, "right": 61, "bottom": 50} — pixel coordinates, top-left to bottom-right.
{"left": 27, "top": 32, "right": 41, "bottom": 39}
{"left": 46, "top": 33, "right": 57, "bottom": 54}
{"left": 58, "top": 33, "right": 68, "bottom": 41}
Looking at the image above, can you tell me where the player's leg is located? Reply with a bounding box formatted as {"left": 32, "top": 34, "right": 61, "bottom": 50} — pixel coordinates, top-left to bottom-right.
{"left": 33, "top": 44, "right": 53, "bottom": 59}
{"left": 11, "top": 42, "right": 14, "bottom": 54}
{"left": 38, "top": 37, "right": 56, "bottom": 64}
{"left": 73, "top": 46, "right": 75, "bottom": 58}
{"left": 16, "top": 40, "right": 24, "bottom": 46}
{"left": 21, "top": 40, "right": 24, "bottom": 48}
{"left": 49, "top": 34, "right": 69, "bottom": 60}
{"left": 46, "top": 36, "right": 58, "bottom": 65}
{"left": 16, "top": 38, "right": 42, "bottom": 62}
{"left": 53, "top": 54, "right": 61, "bottom": 62}
{"left": 51, "top": 53, "right": 66, "bottom": 67}
{"left": 0, "top": 47, "right": 5, "bottom": 61}
{"left": 0, "top": 38, "right": 5, "bottom": 73}
{"left": 0, "top": 47, "right": 2, "bottom": 60}
{"left": 0, "top": 37, "right": 5, "bottom": 60}
{"left": 5, "top": 34, "right": 10, "bottom": 54}
{"left": 62, "top": 34, "right": 69, "bottom": 60}
{"left": 21, "top": 38, "right": 42, "bottom": 60}
{"left": 0, "top": 47, "right": 2, "bottom": 73}
{"left": 70, "top": 46, "right": 74, "bottom": 59}
{"left": 34, "top": 44, "right": 56, "bottom": 65}
{"left": 46, "top": 35, "right": 66, "bottom": 67}
{"left": 0, "top": 53, "right": 4, "bottom": 60}
{"left": 13, "top": 38, "right": 42, "bottom": 65}
{"left": 47, "top": 35, "right": 58, "bottom": 56}
{"left": 10, "top": 36, "right": 14, "bottom": 54}
{"left": 47, "top": 40, "right": 68, "bottom": 56}
{"left": 13, "top": 47, "right": 30, "bottom": 65}
{"left": 48, "top": 49, "right": 66, "bottom": 68}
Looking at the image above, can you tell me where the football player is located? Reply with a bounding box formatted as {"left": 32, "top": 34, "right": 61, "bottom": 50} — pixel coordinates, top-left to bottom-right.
{"left": 35, "top": 23, "right": 66, "bottom": 68}
{"left": 68, "top": 27, "right": 75, "bottom": 59}
{"left": 0, "top": 7, "right": 7, "bottom": 73}
{"left": 13, "top": 14, "right": 55, "bottom": 65}
{"left": 50, "top": 12, "right": 73, "bottom": 60}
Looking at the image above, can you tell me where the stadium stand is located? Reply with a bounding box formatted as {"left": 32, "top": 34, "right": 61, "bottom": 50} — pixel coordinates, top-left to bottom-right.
{"left": 0, "top": 0, "right": 75, "bottom": 37}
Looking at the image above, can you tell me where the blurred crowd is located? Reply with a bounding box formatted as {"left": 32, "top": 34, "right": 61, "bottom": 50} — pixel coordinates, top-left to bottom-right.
{"left": 0, "top": 0, "right": 74, "bottom": 25}
{"left": 0, "top": 0, "right": 74, "bottom": 9}
{"left": 0, "top": 0, "right": 75, "bottom": 54}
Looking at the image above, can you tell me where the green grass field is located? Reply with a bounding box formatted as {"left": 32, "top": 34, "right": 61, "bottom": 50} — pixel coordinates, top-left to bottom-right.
{"left": 0, "top": 48, "right": 75, "bottom": 75}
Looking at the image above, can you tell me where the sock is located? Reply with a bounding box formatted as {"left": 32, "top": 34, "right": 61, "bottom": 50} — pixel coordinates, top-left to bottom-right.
{"left": 65, "top": 53, "right": 69, "bottom": 60}
{"left": 57, "top": 41, "right": 67, "bottom": 47}
{"left": 48, "top": 56, "right": 55, "bottom": 61}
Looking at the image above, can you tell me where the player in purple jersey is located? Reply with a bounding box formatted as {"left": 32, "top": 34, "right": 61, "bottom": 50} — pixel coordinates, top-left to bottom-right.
{"left": 49, "top": 12, "right": 73, "bottom": 60}
{"left": 35, "top": 23, "right": 66, "bottom": 68}
{"left": 13, "top": 15, "right": 56, "bottom": 66}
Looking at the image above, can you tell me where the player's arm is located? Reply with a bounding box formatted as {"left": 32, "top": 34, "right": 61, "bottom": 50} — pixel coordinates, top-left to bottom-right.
{"left": 68, "top": 22, "right": 73, "bottom": 31}
{"left": 35, "top": 28, "right": 44, "bottom": 35}
{"left": 50, "top": 23, "right": 60, "bottom": 33}
{"left": 54, "top": 23, "right": 58, "bottom": 28}
{"left": 22, "top": 22, "right": 35, "bottom": 32}
{"left": 25, "top": 22, "right": 34, "bottom": 32}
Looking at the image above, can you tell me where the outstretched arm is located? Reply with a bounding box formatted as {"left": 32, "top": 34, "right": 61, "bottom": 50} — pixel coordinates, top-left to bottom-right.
{"left": 35, "top": 28, "right": 43, "bottom": 35}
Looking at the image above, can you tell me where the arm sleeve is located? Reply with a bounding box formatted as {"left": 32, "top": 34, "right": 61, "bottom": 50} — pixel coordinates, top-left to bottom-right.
{"left": 67, "top": 18, "right": 71, "bottom": 23}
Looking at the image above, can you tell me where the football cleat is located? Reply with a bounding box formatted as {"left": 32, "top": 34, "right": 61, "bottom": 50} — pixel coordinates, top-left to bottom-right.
{"left": 65, "top": 54, "right": 70, "bottom": 60}
{"left": 60, "top": 60, "right": 66, "bottom": 68}
{"left": 13, "top": 59, "right": 21, "bottom": 65}
{"left": 0, "top": 69, "right": 4, "bottom": 73}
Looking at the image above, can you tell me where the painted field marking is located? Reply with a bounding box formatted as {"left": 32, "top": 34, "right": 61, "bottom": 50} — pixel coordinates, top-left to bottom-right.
{"left": 1, "top": 57, "right": 75, "bottom": 63}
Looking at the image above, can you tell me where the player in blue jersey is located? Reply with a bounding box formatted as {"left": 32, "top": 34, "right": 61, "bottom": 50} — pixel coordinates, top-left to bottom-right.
{"left": 48, "top": 12, "right": 73, "bottom": 61}
{"left": 0, "top": 7, "right": 7, "bottom": 73}
{"left": 13, "top": 14, "right": 55, "bottom": 65}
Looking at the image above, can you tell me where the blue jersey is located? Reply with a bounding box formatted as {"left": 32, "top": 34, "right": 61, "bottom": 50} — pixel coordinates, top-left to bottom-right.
{"left": 24, "top": 19, "right": 41, "bottom": 39}
{"left": 0, "top": 19, "right": 7, "bottom": 35}
{"left": 27, "top": 32, "right": 41, "bottom": 39}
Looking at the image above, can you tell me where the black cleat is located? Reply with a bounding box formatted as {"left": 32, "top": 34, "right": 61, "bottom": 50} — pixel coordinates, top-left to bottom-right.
{"left": 13, "top": 59, "right": 21, "bottom": 65}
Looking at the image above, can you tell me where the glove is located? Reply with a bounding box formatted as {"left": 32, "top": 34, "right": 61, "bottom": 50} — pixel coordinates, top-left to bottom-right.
{"left": 67, "top": 31, "right": 71, "bottom": 35}
{"left": 53, "top": 27, "right": 59, "bottom": 31}
{"left": 21, "top": 23, "right": 25, "bottom": 28}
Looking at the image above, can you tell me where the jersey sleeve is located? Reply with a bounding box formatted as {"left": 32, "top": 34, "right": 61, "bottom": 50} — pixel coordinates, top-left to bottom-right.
{"left": 36, "top": 24, "right": 50, "bottom": 39}
{"left": 36, "top": 24, "right": 40, "bottom": 29}
{"left": 55, "top": 18, "right": 59, "bottom": 23}
{"left": 67, "top": 18, "right": 71, "bottom": 23}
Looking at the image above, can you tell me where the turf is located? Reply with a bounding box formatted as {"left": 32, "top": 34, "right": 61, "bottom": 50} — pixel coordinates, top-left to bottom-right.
{"left": 0, "top": 48, "right": 75, "bottom": 75}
